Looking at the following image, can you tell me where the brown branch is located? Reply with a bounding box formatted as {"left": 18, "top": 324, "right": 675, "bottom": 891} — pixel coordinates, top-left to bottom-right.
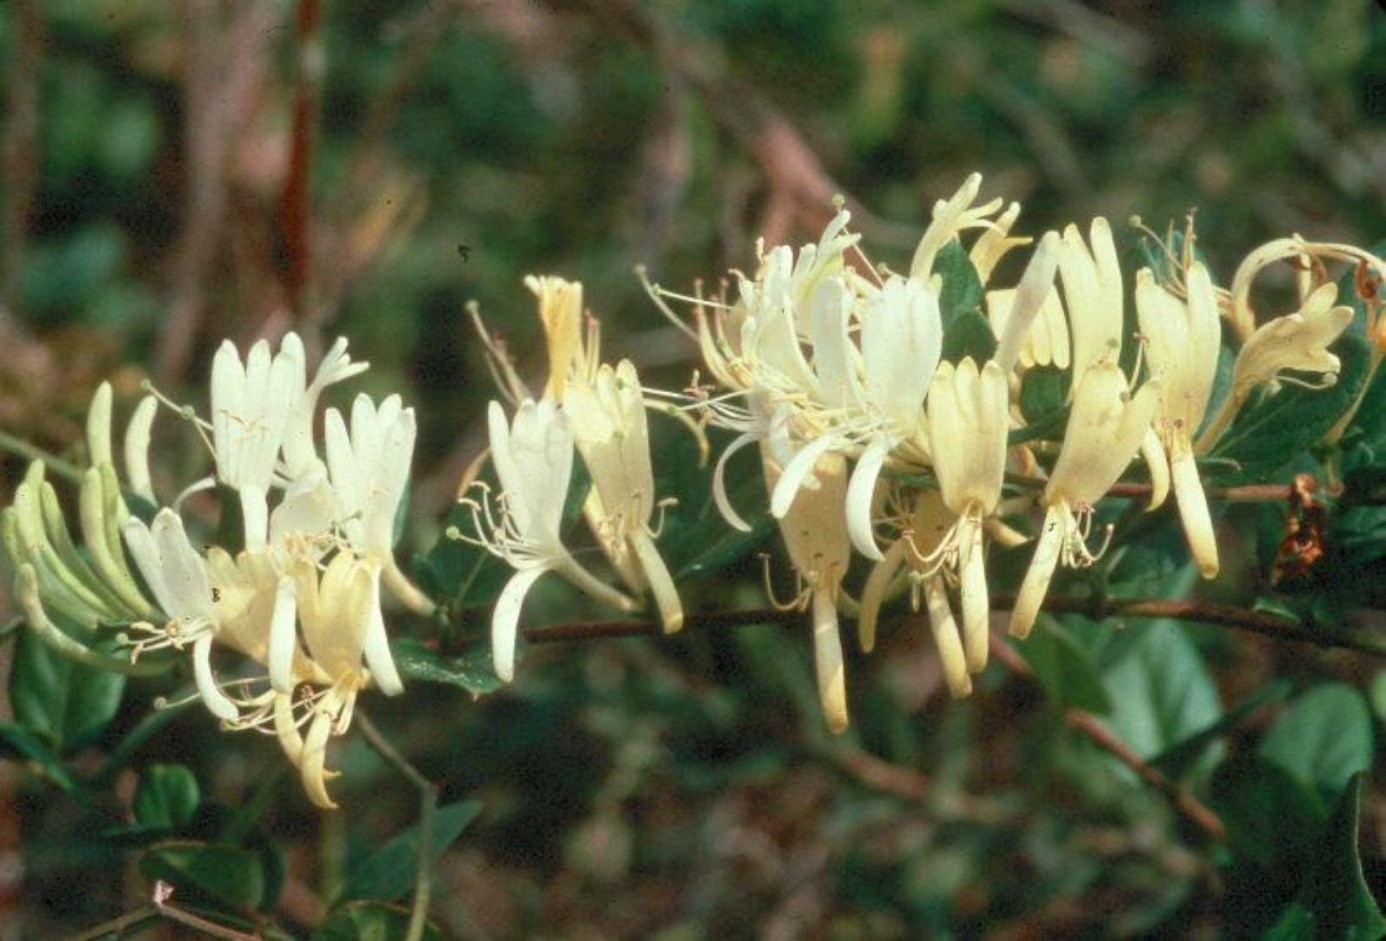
{"left": 1063, "top": 708, "right": 1227, "bottom": 841}
{"left": 279, "top": 0, "right": 322, "bottom": 336}
{"left": 990, "top": 633, "right": 1225, "bottom": 841}
{"left": 522, "top": 594, "right": 1386, "bottom": 658}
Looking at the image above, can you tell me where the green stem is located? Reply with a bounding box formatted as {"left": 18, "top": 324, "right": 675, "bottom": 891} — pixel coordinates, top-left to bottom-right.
{"left": 0, "top": 429, "right": 84, "bottom": 484}
{"left": 61, "top": 905, "right": 159, "bottom": 941}
{"left": 357, "top": 710, "right": 436, "bottom": 941}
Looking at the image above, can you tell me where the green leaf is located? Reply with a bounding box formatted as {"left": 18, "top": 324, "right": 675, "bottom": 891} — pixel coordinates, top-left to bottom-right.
{"left": 1149, "top": 679, "right": 1292, "bottom": 781}
{"left": 0, "top": 721, "right": 78, "bottom": 791}
{"left": 312, "top": 901, "right": 442, "bottom": 941}
{"left": 1011, "top": 365, "right": 1070, "bottom": 445}
{"left": 10, "top": 623, "right": 125, "bottom": 752}
{"left": 339, "top": 799, "right": 482, "bottom": 903}
{"left": 392, "top": 637, "right": 503, "bottom": 695}
{"left": 1260, "top": 683, "right": 1372, "bottom": 798}
{"left": 1211, "top": 754, "right": 1326, "bottom": 872}
{"left": 1210, "top": 331, "right": 1373, "bottom": 481}
{"left": 1262, "top": 774, "right": 1386, "bottom": 941}
{"left": 1099, "top": 620, "right": 1223, "bottom": 773}
{"left": 1369, "top": 671, "right": 1386, "bottom": 726}
{"left": 653, "top": 423, "right": 774, "bottom": 581}
{"left": 140, "top": 840, "right": 266, "bottom": 912}
{"left": 934, "top": 240, "right": 983, "bottom": 327}
{"left": 1014, "top": 620, "right": 1112, "bottom": 714}
{"left": 134, "top": 763, "right": 201, "bottom": 831}
{"left": 939, "top": 310, "right": 997, "bottom": 364}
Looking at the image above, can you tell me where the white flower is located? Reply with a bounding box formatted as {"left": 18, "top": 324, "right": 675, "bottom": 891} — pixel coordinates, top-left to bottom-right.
{"left": 280, "top": 334, "right": 369, "bottom": 480}
{"left": 842, "top": 276, "right": 941, "bottom": 560}
{"left": 325, "top": 392, "right": 432, "bottom": 686}
{"left": 210, "top": 337, "right": 301, "bottom": 548}
{"left": 1137, "top": 261, "right": 1222, "bottom": 578}
{"left": 467, "top": 399, "right": 636, "bottom": 682}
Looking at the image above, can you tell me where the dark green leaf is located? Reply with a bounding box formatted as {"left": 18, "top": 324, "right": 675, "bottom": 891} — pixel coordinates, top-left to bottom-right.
{"left": 392, "top": 638, "right": 503, "bottom": 695}
{"left": 1211, "top": 754, "right": 1326, "bottom": 872}
{"left": 1099, "top": 620, "right": 1222, "bottom": 772}
{"left": 312, "top": 901, "right": 442, "bottom": 941}
{"left": 939, "top": 310, "right": 997, "bottom": 364}
{"left": 1263, "top": 773, "right": 1386, "bottom": 941}
{"left": 1014, "top": 620, "right": 1112, "bottom": 714}
{"left": 133, "top": 763, "right": 201, "bottom": 831}
{"left": 934, "top": 240, "right": 983, "bottom": 327}
{"left": 10, "top": 624, "right": 125, "bottom": 752}
{"left": 339, "top": 800, "right": 482, "bottom": 903}
{"left": 140, "top": 840, "right": 266, "bottom": 912}
{"left": 0, "top": 721, "right": 78, "bottom": 791}
{"left": 1260, "top": 683, "right": 1372, "bottom": 798}
{"left": 1011, "top": 365, "right": 1070, "bottom": 445}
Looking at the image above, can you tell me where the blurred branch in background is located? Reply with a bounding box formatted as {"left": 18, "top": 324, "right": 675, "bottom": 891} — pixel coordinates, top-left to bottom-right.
{"left": 1, "top": 0, "right": 42, "bottom": 332}
{"left": 158, "top": 0, "right": 278, "bottom": 382}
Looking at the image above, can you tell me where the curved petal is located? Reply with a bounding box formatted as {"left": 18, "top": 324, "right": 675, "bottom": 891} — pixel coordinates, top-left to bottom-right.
{"left": 845, "top": 438, "right": 891, "bottom": 560}
{"left": 811, "top": 588, "right": 849, "bottom": 734}
{"left": 712, "top": 432, "right": 758, "bottom": 533}
{"left": 192, "top": 634, "right": 238, "bottom": 722}
{"left": 268, "top": 575, "right": 298, "bottom": 695}
{"left": 924, "top": 576, "right": 971, "bottom": 698}
{"left": 491, "top": 566, "right": 549, "bottom": 683}
{"left": 770, "top": 435, "right": 836, "bottom": 519}
{"left": 1009, "top": 504, "right": 1065, "bottom": 640}
{"left": 361, "top": 569, "right": 404, "bottom": 696}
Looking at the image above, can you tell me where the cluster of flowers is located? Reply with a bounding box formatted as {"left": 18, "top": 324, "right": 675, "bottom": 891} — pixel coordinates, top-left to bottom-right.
{"left": 462, "top": 276, "right": 686, "bottom": 683}
{"left": 471, "top": 175, "right": 1384, "bottom": 734}
{"left": 2, "top": 336, "right": 431, "bottom": 806}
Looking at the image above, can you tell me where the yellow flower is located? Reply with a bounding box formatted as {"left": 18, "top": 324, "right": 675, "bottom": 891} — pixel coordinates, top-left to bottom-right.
{"left": 1136, "top": 261, "right": 1222, "bottom": 578}
{"left": 764, "top": 447, "right": 852, "bottom": 733}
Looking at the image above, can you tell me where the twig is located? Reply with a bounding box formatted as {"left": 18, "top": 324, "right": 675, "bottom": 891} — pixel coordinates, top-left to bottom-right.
{"left": 356, "top": 710, "right": 437, "bottom": 941}
{"left": 988, "top": 636, "right": 1226, "bottom": 841}
{"left": 152, "top": 881, "right": 263, "bottom": 940}
{"left": 0, "top": 428, "right": 86, "bottom": 484}
{"left": 157, "top": 0, "right": 229, "bottom": 383}
{"left": 522, "top": 595, "right": 1386, "bottom": 658}
{"left": 1063, "top": 708, "right": 1227, "bottom": 840}
{"left": 60, "top": 905, "right": 158, "bottom": 941}
{"left": 280, "top": 0, "right": 322, "bottom": 340}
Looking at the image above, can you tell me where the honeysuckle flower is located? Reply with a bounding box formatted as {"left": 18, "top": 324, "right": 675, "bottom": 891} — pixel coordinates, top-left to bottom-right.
{"left": 465, "top": 398, "right": 637, "bottom": 682}
{"left": 280, "top": 334, "right": 369, "bottom": 479}
{"left": 566, "top": 359, "right": 683, "bottom": 633}
{"left": 1224, "top": 236, "right": 1386, "bottom": 345}
{"left": 210, "top": 337, "right": 301, "bottom": 548}
{"left": 859, "top": 490, "right": 972, "bottom": 698}
{"left": 525, "top": 274, "right": 589, "bottom": 402}
{"left": 925, "top": 357, "right": 1009, "bottom": 671}
{"left": 842, "top": 276, "right": 941, "bottom": 560}
{"left": 1009, "top": 363, "right": 1162, "bottom": 639}
{"left": 323, "top": 393, "right": 431, "bottom": 694}
{"left": 121, "top": 509, "right": 274, "bottom": 721}
{"left": 764, "top": 446, "right": 852, "bottom": 733}
{"left": 910, "top": 173, "right": 1006, "bottom": 281}
{"left": 1137, "top": 260, "right": 1222, "bottom": 578}
{"left": 1055, "top": 219, "right": 1124, "bottom": 389}
{"left": 1196, "top": 282, "right": 1353, "bottom": 451}
{"left": 271, "top": 551, "right": 382, "bottom": 808}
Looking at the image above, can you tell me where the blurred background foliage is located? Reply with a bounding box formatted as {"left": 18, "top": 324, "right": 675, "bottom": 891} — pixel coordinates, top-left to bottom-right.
{"left": 2, "top": 0, "right": 1386, "bottom": 937}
